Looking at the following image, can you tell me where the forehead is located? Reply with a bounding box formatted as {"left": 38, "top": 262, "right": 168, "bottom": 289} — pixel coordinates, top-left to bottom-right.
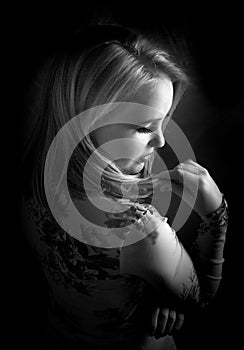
{"left": 115, "top": 79, "right": 174, "bottom": 125}
{"left": 91, "top": 79, "right": 174, "bottom": 130}
{"left": 92, "top": 78, "right": 173, "bottom": 129}
{"left": 134, "top": 79, "right": 174, "bottom": 115}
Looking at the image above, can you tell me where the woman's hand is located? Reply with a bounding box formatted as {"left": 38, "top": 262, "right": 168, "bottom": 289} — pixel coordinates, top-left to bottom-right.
{"left": 151, "top": 306, "right": 184, "bottom": 338}
{"left": 155, "top": 159, "right": 223, "bottom": 217}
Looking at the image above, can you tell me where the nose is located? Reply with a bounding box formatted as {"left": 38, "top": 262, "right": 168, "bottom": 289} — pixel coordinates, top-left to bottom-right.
{"left": 148, "top": 128, "right": 165, "bottom": 148}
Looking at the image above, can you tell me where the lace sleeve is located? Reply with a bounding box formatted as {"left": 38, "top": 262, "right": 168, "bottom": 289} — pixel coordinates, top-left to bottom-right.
{"left": 119, "top": 196, "right": 229, "bottom": 310}
{"left": 191, "top": 194, "right": 229, "bottom": 306}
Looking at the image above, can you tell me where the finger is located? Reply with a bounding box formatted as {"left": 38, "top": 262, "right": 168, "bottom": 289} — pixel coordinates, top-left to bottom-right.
{"left": 154, "top": 166, "right": 200, "bottom": 197}
{"left": 154, "top": 308, "right": 169, "bottom": 339}
{"left": 171, "top": 167, "right": 201, "bottom": 188}
{"left": 163, "top": 310, "right": 176, "bottom": 336}
{"left": 155, "top": 161, "right": 198, "bottom": 181}
{"left": 185, "top": 159, "right": 209, "bottom": 174}
{"left": 153, "top": 171, "right": 184, "bottom": 197}
{"left": 174, "top": 313, "right": 184, "bottom": 332}
{"left": 151, "top": 307, "right": 160, "bottom": 336}
{"left": 153, "top": 166, "right": 190, "bottom": 187}
{"left": 185, "top": 159, "right": 204, "bottom": 168}
{"left": 157, "top": 167, "right": 185, "bottom": 184}
{"left": 178, "top": 162, "right": 199, "bottom": 174}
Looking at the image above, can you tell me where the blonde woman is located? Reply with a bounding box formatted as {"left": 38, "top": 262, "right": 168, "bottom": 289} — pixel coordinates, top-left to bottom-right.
{"left": 20, "top": 24, "right": 228, "bottom": 350}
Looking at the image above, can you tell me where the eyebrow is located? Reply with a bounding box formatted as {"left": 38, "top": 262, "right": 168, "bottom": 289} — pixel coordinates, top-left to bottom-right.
{"left": 139, "top": 115, "right": 170, "bottom": 125}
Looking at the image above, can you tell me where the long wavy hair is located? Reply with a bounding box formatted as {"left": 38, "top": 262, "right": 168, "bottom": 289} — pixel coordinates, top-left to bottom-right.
{"left": 21, "top": 24, "right": 188, "bottom": 209}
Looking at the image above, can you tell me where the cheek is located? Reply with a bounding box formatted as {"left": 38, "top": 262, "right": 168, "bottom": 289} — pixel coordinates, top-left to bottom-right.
{"left": 92, "top": 126, "right": 147, "bottom": 160}
{"left": 100, "top": 139, "right": 144, "bottom": 160}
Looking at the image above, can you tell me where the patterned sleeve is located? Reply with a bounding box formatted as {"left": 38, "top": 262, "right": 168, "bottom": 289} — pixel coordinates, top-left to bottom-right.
{"left": 119, "top": 196, "right": 228, "bottom": 310}
{"left": 190, "top": 194, "right": 229, "bottom": 307}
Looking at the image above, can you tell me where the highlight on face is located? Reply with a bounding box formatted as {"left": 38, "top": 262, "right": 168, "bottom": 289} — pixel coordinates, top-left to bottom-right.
{"left": 90, "top": 79, "right": 174, "bottom": 176}
{"left": 21, "top": 24, "right": 188, "bottom": 204}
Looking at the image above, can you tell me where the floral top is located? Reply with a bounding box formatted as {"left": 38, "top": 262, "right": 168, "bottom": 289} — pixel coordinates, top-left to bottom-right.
{"left": 21, "top": 186, "right": 228, "bottom": 350}
{"left": 23, "top": 195, "right": 152, "bottom": 348}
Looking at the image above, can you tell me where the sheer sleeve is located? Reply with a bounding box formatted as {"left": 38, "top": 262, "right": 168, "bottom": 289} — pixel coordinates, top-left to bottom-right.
{"left": 120, "top": 195, "right": 228, "bottom": 310}
{"left": 190, "top": 194, "right": 228, "bottom": 306}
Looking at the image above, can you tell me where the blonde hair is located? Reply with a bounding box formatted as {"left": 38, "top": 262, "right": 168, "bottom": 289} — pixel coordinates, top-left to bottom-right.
{"left": 21, "top": 24, "right": 188, "bottom": 208}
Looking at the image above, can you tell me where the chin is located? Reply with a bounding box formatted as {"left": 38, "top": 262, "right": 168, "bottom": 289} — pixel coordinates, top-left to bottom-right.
{"left": 115, "top": 159, "right": 145, "bottom": 175}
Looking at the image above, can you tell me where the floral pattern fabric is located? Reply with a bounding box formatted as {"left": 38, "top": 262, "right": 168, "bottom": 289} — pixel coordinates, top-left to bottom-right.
{"left": 22, "top": 192, "right": 228, "bottom": 349}
{"left": 23, "top": 196, "right": 161, "bottom": 348}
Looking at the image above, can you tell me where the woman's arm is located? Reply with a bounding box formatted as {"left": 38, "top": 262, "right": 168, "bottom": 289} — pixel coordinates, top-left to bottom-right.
{"left": 120, "top": 204, "right": 202, "bottom": 308}
{"left": 190, "top": 195, "right": 228, "bottom": 306}
{"left": 118, "top": 192, "right": 228, "bottom": 310}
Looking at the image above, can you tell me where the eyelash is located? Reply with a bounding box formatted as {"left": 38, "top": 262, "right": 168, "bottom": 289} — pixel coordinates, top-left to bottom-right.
{"left": 137, "top": 127, "right": 170, "bottom": 135}
{"left": 137, "top": 127, "right": 152, "bottom": 134}
{"left": 136, "top": 115, "right": 171, "bottom": 135}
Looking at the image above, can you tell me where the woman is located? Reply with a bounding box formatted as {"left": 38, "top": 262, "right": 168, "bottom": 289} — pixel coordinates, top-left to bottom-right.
{"left": 20, "top": 24, "right": 228, "bottom": 349}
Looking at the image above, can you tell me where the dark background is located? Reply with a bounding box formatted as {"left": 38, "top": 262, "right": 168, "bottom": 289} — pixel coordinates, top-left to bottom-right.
{"left": 8, "top": 1, "right": 243, "bottom": 349}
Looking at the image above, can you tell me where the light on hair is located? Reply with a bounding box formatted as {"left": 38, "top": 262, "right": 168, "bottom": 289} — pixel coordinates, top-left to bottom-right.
{"left": 21, "top": 25, "right": 188, "bottom": 208}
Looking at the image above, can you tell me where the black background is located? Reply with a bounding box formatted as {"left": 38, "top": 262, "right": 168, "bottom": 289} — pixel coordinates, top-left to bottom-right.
{"left": 8, "top": 1, "right": 243, "bottom": 349}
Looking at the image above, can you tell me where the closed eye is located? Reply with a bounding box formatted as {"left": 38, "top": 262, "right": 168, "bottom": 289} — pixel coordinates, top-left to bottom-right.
{"left": 137, "top": 127, "right": 153, "bottom": 134}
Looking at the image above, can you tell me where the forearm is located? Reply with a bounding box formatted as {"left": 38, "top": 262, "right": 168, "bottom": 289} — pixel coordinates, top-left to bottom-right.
{"left": 190, "top": 194, "right": 229, "bottom": 305}
{"left": 121, "top": 205, "right": 202, "bottom": 308}
{"left": 114, "top": 193, "right": 227, "bottom": 310}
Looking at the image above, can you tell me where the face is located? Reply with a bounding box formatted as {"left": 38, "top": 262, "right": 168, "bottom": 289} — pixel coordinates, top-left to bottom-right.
{"left": 91, "top": 78, "right": 174, "bottom": 175}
